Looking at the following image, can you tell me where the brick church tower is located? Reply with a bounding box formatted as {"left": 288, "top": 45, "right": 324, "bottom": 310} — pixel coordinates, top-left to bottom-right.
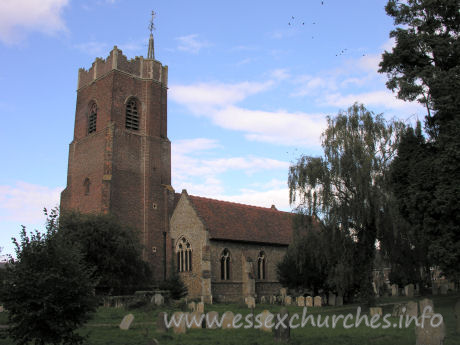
{"left": 60, "top": 31, "right": 174, "bottom": 281}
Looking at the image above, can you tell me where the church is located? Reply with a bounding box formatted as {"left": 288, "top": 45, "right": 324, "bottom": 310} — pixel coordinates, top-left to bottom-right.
{"left": 60, "top": 31, "right": 294, "bottom": 303}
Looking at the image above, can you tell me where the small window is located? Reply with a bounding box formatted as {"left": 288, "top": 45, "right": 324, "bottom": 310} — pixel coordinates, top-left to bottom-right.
{"left": 88, "top": 103, "right": 97, "bottom": 134}
{"left": 176, "top": 237, "right": 192, "bottom": 272}
{"left": 125, "top": 99, "right": 139, "bottom": 130}
{"left": 257, "top": 251, "right": 266, "bottom": 280}
{"left": 221, "top": 249, "right": 230, "bottom": 280}
{"left": 83, "top": 178, "right": 91, "bottom": 195}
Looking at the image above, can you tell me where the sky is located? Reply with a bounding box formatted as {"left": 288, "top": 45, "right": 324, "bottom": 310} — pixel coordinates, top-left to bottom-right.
{"left": 0, "top": 0, "right": 426, "bottom": 257}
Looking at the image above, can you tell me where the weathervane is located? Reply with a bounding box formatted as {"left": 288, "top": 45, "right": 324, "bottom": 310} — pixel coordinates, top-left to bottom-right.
{"left": 149, "top": 10, "right": 156, "bottom": 34}
{"left": 147, "top": 10, "right": 156, "bottom": 59}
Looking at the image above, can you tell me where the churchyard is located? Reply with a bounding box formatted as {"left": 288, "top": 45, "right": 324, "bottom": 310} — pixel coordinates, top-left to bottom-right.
{"left": 0, "top": 294, "right": 458, "bottom": 345}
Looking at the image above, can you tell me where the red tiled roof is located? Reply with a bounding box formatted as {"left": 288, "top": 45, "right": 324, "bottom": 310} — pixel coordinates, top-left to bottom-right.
{"left": 187, "top": 195, "right": 294, "bottom": 245}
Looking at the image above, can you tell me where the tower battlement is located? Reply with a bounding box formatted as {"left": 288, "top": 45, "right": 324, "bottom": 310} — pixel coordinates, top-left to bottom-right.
{"left": 77, "top": 46, "right": 168, "bottom": 90}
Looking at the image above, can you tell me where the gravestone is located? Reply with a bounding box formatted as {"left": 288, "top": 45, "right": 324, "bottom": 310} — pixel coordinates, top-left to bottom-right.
{"left": 274, "top": 307, "right": 290, "bottom": 343}
{"left": 196, "top": 302, "right": 205, "bottom": 313}
{"left": 188, "top": 301, "right": 196, "bottom": 312}
{"left": 432, "top": 283, "right": 439, "bottom": 296}
{"left": 120, "top": 313, "right": 134, "bottom": 330}
{"left": 305, "top": 296, "right": 313, "bottom": 307}
{"left": 222, "top": 311, "right": 235, "bottom": 329}
{"left": 328, "top": 293, "right": 336, "bottom": 306}
{"left": 406, "top": 301, "right": 418, "bottom": 318}
{"left": 314, "top": 296, "right": 322, "bottom": 307}
{"left": 280, "top": 288, "right": 287, "bottom": 297}
{"left": 440, "top": 284, "right": 448, "bottom": 295}
{"left": 405, "top": 284, "right": 415, "bottom": 298}
{"left": 189, "top": 311, "right": 205, "bottom": 329}
{"left": 0, "top": 305, "right": 3, "bottom": 313}
{"left": 391, "top": 284, "right": 399, "bottom": 297}
{"left": 392, "top": 303, "right": 405, "bottom": 317}
{"left": 419, "top": 298, "right": 434, "bottom": 315}
{"left": 172, "top": 312, "right": 186, "bottom": 334}
{"left": 156, "top": 312, "right": 168, "bottom": 333}
{"left": 370, "top": 307, "right": 382, "bottom": 317}
{"left": 260, "top": 310, "right": 274, "bottom": 332}
{"left": 260, "top": 296, "right": 266, "bottom": 304}
{"left": 206, "top": 311, "right": 219, "bottom": 329}
{"left": 271, "top": 295, "right": 277, "bottom": 305}
{"left": 297, "top": 296, "right": 305, "bottom": 307}
{"left": 245, "top": 296, "right": 256, "bottom": 309}
{"left": 284, "top": 296, "right": 292, "bottom": 306}
{"left": 448, "top": 281, "right": 456, "bottom": 292}
{"left": 153, "top": 293, "right": 164, "bottom": 306}
{"left": 415, "top": 310, "right": 445, "bottom": 345}
{"left": 336, "top": 295, "right": 343, "bottom": 306}
{"left": 454, "top": 299, "right": 460, "bottom": 334}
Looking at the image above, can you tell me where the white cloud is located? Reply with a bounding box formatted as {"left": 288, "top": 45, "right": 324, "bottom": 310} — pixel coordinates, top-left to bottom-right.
{"left": 0, "top": 0, "right": 69, "bottom": 44}
{"left": 73, "top": 41, "right": 109, "bottom": 56}
{"left": 270, "top": 68, "right": 290, "bottom": 81}
{"left": 0, "top": 182, "right": 61, "bottom": 223}
{"left": 175, "top": 34, "right": 210, "bottom": 54}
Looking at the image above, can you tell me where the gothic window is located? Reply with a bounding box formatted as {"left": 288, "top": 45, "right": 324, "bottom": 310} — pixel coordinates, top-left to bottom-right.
{"left": 125, "top": 98, "right": 139, "bottom": 130}
{"left": 83, "top": 178, "right": 91, "bottom": 195}
{"left": 176, "top": 237, "right": 192, "bottom": 272}
{"left": 220, "top": 249, "right": 230, "bottom": 280}
{"left": 88, "top": 103, "right": 97, "bottom": 134}
{"left": 257, "top": 251, "right": 266, "bottom": 280}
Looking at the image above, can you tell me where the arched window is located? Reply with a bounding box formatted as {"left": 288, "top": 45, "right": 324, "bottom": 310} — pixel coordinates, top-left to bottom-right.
{"left": 176, "top": 237, "right": 192, "bottom": 272}
{"left": 125, "top": 98, "right": 139, "bottom": 130}
{"left": 257, "top": 251, "right": 266, "bottom": 280}
{"left": 88, "top": 103, "right": 97, "bottom": 134}
{"left": 220, "top": 249, "right": 230, "bottom": 280}
{"left": 83, "top": 178, "right": 91, "bottom": 195}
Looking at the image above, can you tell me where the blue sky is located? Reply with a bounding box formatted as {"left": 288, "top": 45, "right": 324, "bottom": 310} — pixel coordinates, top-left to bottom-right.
{"left": 0, "top": 0, "right": 425, "bottom": 256}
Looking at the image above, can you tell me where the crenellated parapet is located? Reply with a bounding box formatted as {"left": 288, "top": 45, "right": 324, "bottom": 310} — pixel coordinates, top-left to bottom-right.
{"left": 77, "top": 46, "right": 168, "bottom": 90}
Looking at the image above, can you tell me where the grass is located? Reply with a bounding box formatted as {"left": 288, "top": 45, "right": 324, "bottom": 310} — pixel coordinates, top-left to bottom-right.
{"left": 0, "top": 294, "right": 458, "bottom": 344}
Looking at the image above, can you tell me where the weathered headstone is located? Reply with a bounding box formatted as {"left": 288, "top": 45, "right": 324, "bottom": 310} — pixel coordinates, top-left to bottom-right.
{"left": 271, "top": 295, "right": 277, "bottom": 305}
{"left": 328, "top": 293, "right": 336, "bottom": 306}
{"left": 440, "top": 284, "right": 448, "bottom": 295}
{"left": 284, "top": 296, "right": 292, "bottom": 306}
{"left": 406, "top": 301, "right": 418, "bottom": 318}
{"left": 419, "top": 298, "right": 434, "bottom": 315}
{"left": 314, "top": 296, "right": 322, "bottom": 307}
{"left": 245, "top": 296, "right": 256, "bottom": 309}
{"left": 432, "top": 283, "right": 439, "bottom": 296}
{"left": 0, "top": 305, "right": 4, "bottom": 313}
{"left": 260, "top": 296, "right": 266, "bottom": 304}
{"left": 120, "top": 313, "right": 134, "bottom": 330}
{"left": 260, "top": 310, "right": 274, "bottom": 332}
{"left": 274, "top": 307, "right": 290, "bottom": 343}
{"left": 222, "top": 311, "right": 235, "bottom": 329}
{"left": 405, "top": 284, "right": 415, "bottom": 298}
{"left": 153, "top": 293, "right": 164, "bottom": 306}
{"left": 187, "top": 301, "right": 196, "bottom": 312}
{"left": 280, "top": 288, "right": 287, "bottom": 297}
{"left": 336, "top": 295, "right": 343, "bottom": 306}
{"left": 297, "top": 296, "right": 305, "bottom": 307}
{"left": 196, "top": 302, "right": 205, "bottom": 313}
{"left": 189, "top": 311, "right": 205, "bottom": 329}
{"left": 156, "top": 312, "right": 168, "bottom": 333}
{"left": 205, "top": 311, "right": 219, "bottom": 329}
{"left": 415, "top": 310, "right": 445, "bottom": 345}
{"left": 454, "top": 299, "right": 460, "bottom": 334}
{"left": 392, "top": 303, "right": 405, "bottom": 317}
{"left": 305, "top": 296, "right": 313, "bottom": 307}
{"left": 172, "top": 312, "right": 186, "bottom": 334}
{"left": 391, "top": 284, "right": 399, "bottom": 297}
{"left": 370, "top": 307, "right": 382, "bottom": 317}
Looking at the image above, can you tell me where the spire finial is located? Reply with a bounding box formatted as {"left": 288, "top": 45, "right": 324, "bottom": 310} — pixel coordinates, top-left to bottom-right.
{"left": 147, "top": 10, "right": 156, "bottom": 59}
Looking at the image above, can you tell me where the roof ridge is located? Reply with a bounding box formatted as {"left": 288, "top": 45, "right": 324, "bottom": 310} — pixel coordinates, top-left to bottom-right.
{"left": 188, "top": 194, "right": 292, "bottom": 214}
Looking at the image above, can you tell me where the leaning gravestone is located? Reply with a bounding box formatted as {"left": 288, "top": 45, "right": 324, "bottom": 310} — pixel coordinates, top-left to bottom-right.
{"left": 454, "top": 299, "right": 460, "bottom": 334}
{"left": 196, "top": 302, "right": 205, "bottom": 313}
{"left": 222, "top": 311, "right": 235, "bottom": 329}
{"left": 260, "top": 310, "right": 274, "bottom": 332}
{"left": 405, "top": 284, "right": 415, "bottom": 298}
{"left": 406, "top": 301, "right": 418, "bottom": 318}
{"left": 153, "top": 293, "right": 164, "bottom": 306}
{"left": 314, "top": 296, "right": 322, "bottom": 307}
{"left": 245, "top": 296, "right": 256, "bottom": 309}
{"left": 120, "top": 313, "right": 134, "bottom": 330}
{"left": 274, "top": 307, "right": 290, "bottom": 343}
{"left": 205, "top": 311, "right": 219, "bottom": 329}
{"left": 328, "top": 293, "right": 336, "bottom": 306}
{"left": 284, "top": 296, "right": 292, "bottom": 306}
{"left": 297, "top": 296, "right": 305, "bottom": 307}
{"left": 415, "top": 310, "right": 445, "bottom": 345}
{"left": 172, "top": 312, "right": 186, "bottom": 334}
{"left": 305, "top": 296, "right": 313, "bottom": 307}
{"left": 156, "top": 312, "right": 168, "bottom": 333}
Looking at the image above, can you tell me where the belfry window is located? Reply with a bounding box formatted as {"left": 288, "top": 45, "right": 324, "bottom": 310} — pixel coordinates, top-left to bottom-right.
{"left": 125, "top": 99, "right": 139, "bottom": 130}
{"left": 88, "top": 103, "right": 97, "bottom": 134}
{"left": 257, "top": 251, "right": 266, "bottom": 280}
{"left": 176, "top": 237, "right": 192, "bottom": 272}
{"left": 220, "top": 249, "right": 230, "bottom": 280}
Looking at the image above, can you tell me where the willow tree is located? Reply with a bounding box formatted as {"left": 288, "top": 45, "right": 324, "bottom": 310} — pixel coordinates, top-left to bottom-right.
{"left": 288, "top": 103, "right": 404, "bottom": 303}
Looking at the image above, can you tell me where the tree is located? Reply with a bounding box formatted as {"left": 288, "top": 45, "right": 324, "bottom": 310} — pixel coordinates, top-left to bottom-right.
{"left": 0, "top": 210, "right": 98, "bottom": 345}
{"left": 159, "top": 273, "right": 188, "bottom": 300}
{"left": 58, "top": 211, "right": 152, "bottom": 295}
{"left": 288, "top": 104, "right": 405, "bottom": 304}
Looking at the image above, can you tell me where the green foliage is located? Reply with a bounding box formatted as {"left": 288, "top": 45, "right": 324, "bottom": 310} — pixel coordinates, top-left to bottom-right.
{"left": 0, "top": 210, "right": 98, "bottom": 345}
{"left": 159, "top": 273, "right": 188, "bottom": 300}
{"left": 288, "top": 104, "right": 405, "bottom": 304}
{"left": 58, "top": 211, "right": 153, "bottom": 295}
